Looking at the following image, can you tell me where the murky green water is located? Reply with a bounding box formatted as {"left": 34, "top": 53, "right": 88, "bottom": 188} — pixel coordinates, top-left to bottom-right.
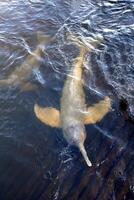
{"left": 0, "top": 0, "right": 134, "bottom": 199}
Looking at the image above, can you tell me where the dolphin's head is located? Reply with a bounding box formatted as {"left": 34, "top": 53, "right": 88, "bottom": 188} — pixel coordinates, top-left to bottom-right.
{"left": 63, "top": 124, "right": 86, "bottom": 144}
{"left": 63, "top": 124, "right": 92, "bottom": 167}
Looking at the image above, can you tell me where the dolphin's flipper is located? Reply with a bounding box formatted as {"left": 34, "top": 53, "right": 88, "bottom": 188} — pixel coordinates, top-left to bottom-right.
{"left": 0, "top": 79, "right": 12, "bottom": 86}
{"left": 34, "top": 104, "right": 61, "bottom": 128}
{"left": 84, "top": 97, "right": 111, "bottom": 124}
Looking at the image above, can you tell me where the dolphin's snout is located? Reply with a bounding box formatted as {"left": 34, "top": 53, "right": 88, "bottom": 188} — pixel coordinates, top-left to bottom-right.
{"left": 78, "top": 142, "right": 92, "bottom": 167}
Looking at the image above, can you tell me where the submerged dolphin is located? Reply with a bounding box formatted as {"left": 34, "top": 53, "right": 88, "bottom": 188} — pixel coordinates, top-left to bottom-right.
{"left": 0, "top": 32, "right": 51, "bottom": 90}
{"left": 34, "top": 35, "right": 111, "bottom": 167}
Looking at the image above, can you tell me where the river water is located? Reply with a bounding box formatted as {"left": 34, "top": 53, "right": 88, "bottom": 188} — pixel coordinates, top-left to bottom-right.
{"left": 0, "top": 0, "right": 134, "bottom": 199}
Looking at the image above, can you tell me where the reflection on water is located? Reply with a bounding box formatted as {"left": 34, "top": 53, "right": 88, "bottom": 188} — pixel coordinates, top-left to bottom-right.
{"left": 0, "top": 0, "right": 134, "bottom": 199}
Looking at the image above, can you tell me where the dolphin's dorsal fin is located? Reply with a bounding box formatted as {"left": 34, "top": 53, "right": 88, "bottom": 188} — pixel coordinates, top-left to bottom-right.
{"left": 84, "top": 97, "right": 111, "bottom": 124}
{"left": 34, "top": 104, "right": 61, "bottom": 128}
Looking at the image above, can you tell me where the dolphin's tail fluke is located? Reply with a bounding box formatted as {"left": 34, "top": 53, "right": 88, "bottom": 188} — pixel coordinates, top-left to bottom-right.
{"left": 37, "top": 31, "right": 52, "bottom": 50}
{"left": 67, "top": 32, "right": 103, "bottom": 53}
{"left": 67, "top": 32, "right": 103, "bottom": 77}
{"left": 78, "top": 142, "right": 92, "bottom": 167}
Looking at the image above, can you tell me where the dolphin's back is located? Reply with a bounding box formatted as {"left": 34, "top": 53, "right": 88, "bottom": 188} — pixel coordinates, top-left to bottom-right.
{"left": 60, "top": 49, "right": 86, "bottom": 129}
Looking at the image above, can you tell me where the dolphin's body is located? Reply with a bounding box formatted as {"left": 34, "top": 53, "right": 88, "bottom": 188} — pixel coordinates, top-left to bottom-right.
{"left": 34, "top": 35, "right": 111, "bottom": 167}
{"left": 0, "top": 33, "right": 50, "bottom": 90}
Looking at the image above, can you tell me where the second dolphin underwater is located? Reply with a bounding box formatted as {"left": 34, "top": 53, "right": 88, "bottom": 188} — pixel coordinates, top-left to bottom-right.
{"left": 0, "top": 32, "right": 51, "bottom": 91}
{"left": 34, "top": 34, "right": 111, "bottom": 167}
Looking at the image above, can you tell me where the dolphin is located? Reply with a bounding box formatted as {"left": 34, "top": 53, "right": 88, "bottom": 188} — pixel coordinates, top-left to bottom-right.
{"left": 34, "top": 34, "right": 111, "bottom": 167}
{"left": 0, "top": 32, "right": 51, "bottom": 90}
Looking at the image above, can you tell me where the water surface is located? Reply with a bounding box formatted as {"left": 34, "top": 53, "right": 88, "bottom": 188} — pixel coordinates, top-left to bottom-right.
{"left": 0, "top": 0, "right": 134, "bottom": 199}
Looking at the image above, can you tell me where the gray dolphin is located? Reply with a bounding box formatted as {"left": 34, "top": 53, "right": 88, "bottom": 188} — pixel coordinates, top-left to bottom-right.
{"left": 34, "top": 34, "right": 111, "bottom": 167}
{"left": 0, "top": 32, "right": 51, "bottom": 90}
